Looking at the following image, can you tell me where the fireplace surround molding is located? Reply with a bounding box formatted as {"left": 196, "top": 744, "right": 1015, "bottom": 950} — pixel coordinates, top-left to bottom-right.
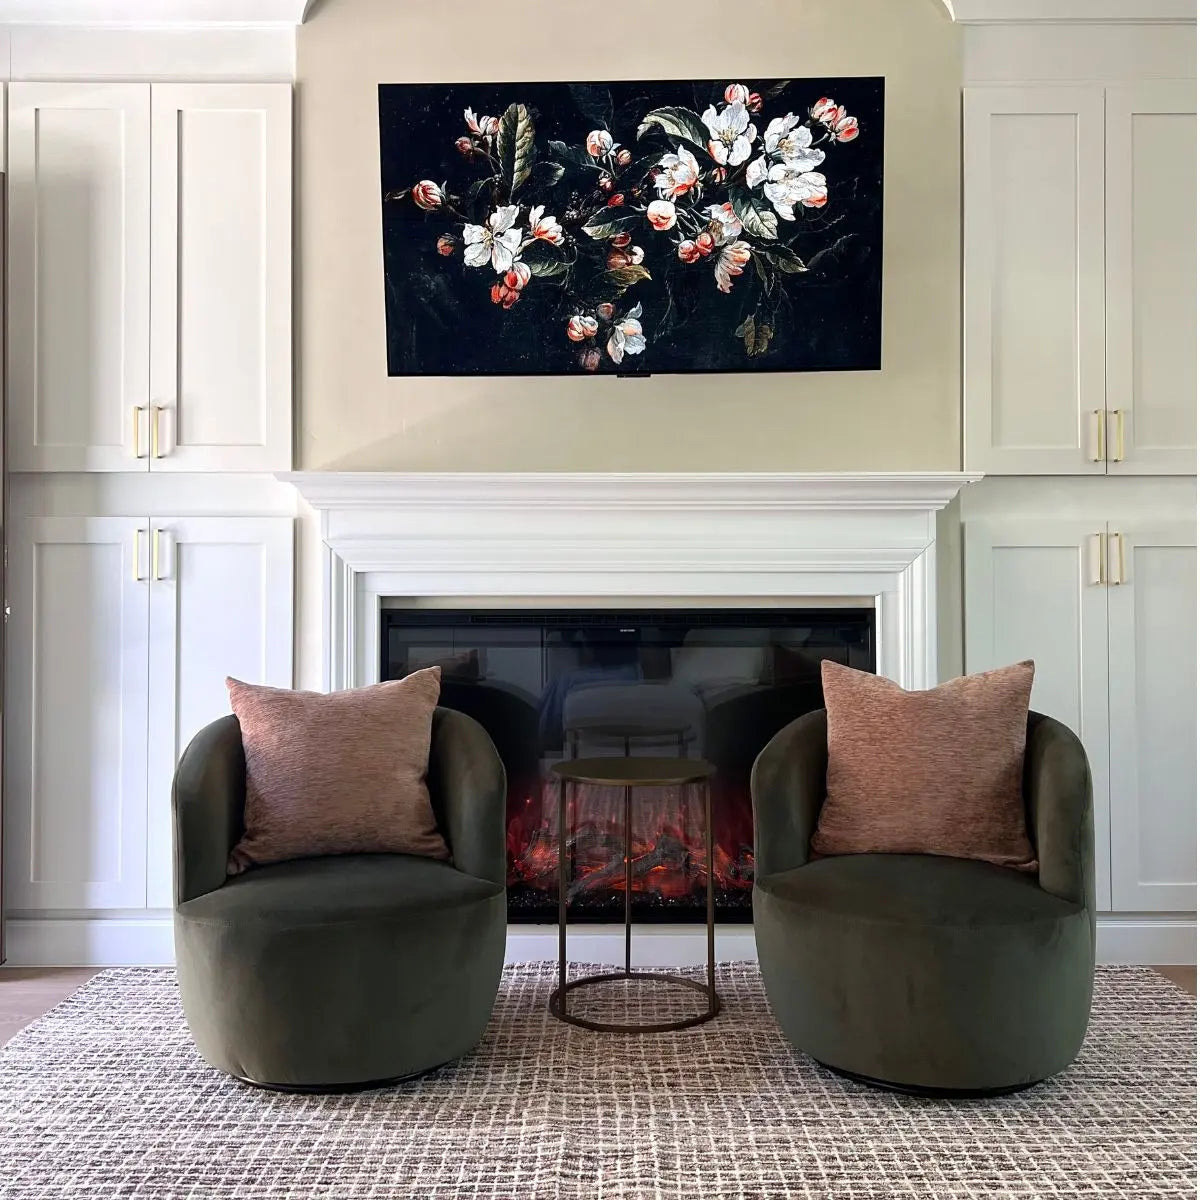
{"left": 282, "top": 472, "right": 982, "bottom": 698}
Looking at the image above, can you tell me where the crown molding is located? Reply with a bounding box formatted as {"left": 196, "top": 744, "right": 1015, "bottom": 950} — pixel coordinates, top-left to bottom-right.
{"left": 278, "top": 472, "right": 982, "bottom": 515}
{"left": 0, "top": 0, "right": 308, "bottom": 26}
{"left": 948, "top": 0, "right": 1194, "bottom": 22}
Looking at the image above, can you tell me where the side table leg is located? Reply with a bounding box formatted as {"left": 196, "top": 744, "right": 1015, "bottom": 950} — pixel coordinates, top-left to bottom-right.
{"left": 624, "top": 784, "right": 633, "bottom": 976}
{"left": 705, "top": 780, "right": 716, "bottom": 1009}
{"left": 559, "top": 775, "right": 568, "bottom": 1017}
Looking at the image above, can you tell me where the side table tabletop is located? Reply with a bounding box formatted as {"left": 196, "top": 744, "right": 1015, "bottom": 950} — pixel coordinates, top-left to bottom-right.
{"left": 548, "top": 756, "right": 720, "bottom": 1034}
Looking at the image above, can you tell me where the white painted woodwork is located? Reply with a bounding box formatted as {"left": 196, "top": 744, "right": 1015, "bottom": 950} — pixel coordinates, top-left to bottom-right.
{"left": 4, "top": 518, "right": 151, "bottom": 911}
{"left": 963, "top": 520, "right": 1113, "bottom": 909}
{"left": 951, "top": 0, "right": 1196, "bottom": 21}
{"left": 149, "top": 84, "right": 292, "bottom": 473}
{"left": 7, "top": 83, "right": 150, "bottom": 472}
{"left": 0, "top": 0, "right": 310, "bottom": 24}
{"left": 1107, "top": 521, "right": 1197, "bottom": 911}
{"left": 145, "top": 517, "right": 294, "bottom": 907}
{"left": 963, "top": 87, "right": 1107, "bottom": 475}
{"left": 1104, "top": 82, "right": 1197, "bottom": 475}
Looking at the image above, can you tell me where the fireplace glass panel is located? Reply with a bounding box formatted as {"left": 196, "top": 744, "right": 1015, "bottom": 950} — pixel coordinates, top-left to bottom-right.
{"left": 380, "top": 608, "right": 874, "bottom": 923}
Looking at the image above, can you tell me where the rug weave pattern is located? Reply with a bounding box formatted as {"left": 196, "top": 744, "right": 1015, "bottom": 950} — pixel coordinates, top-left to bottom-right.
{"left": 0, "top": 963, "right": 1194, "bottom": 1199}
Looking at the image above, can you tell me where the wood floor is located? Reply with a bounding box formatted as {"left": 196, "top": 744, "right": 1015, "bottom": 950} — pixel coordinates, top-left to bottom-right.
{"left": 0, "top": 964, "right": 1195, "bottom": 1048}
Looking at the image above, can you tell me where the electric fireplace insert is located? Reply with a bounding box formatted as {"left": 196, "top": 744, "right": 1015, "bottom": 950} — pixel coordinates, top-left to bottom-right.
{"left": 381, "top": 607, "right": 874, "bottom": 923}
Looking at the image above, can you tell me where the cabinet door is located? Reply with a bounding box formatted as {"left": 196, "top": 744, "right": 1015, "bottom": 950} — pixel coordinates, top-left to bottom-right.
{"left": 964, "top": 520, "right": 1112, "bottom": 909}
{"left": 963, "top": 88, "right": 1107, "bottom": 475}
{"left": 145, "top": 517, "right": 293, "bottom": 906}
{"left": 1105, "top": 83, "right": 1197, "bottom": 476}
{"left": 7, "top": 84, "right": 150, "bottom": 472}
{"left": 1107, "top": 522, "right": 1197, "bottom": 911}
{"left": 149, "top": 84, "right": 292, "bottom": 473}
{"left": 4, "top": 518, "right": 150, "bottom": 910}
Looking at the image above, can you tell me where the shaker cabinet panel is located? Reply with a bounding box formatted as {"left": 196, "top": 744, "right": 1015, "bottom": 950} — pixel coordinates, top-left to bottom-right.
{"left": 4, "top": 518, "right": 151, "bottom": 911}
{"left": 145, "top": 517, "right": 293, "bottom": 907}
{"left": 149, "top": 85, "right": 292, "bottom": 473}
{"left": 1107, "top": 524, "right": 1197, "bottom": 911}
{"left": 964, "top": 521, "right": 1113, "bottom": 910}
{"left": 963, "top": 88, "right": 1107, "bottom": 475}
{"left": 1105, "top": 83, "right": 1197, "bottom": 476}
{"left": 7, "top": 84, "right": 151, "bottom": 472}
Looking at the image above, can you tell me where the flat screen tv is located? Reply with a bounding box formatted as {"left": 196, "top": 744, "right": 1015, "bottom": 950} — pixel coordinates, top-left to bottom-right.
{"left": 378, "top": 77, "right": 884, "bottom": 376}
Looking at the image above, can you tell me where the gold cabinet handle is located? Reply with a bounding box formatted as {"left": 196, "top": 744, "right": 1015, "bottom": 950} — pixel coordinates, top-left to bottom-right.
{"left": 132, "top": 405, "right": 146, "bottom": 459}
{"left": 1093, "top": 532, "right": 1106, "bottom": 586}
{"left": 133, "top": 528, "right": 144, "bottom": 582}
{"left": 151, "top": 529, "right": 162, "bottom": 581}
{"left": 1110, "top": 532, "right": 1126, "bottom": 585}
{"left": 151, "top": 405, "right": 164, "bottom": 459}
{"left": 1111, "top": 409, "right": 1126, "bottom": 463}
{"left": 1090, "top": 409, "right": 1106, "bottom": 462}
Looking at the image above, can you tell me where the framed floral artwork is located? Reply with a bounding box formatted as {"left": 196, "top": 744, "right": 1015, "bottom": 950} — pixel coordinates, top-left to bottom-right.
{"left": 379, "top": 77, "right": 884, "bottom": 376}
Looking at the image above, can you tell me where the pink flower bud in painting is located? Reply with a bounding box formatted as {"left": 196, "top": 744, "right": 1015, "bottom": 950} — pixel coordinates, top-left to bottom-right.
{"left": 579, "top": 346, "right": 603, "bottom": 371}
{"left": 811, "top": 97, "right": 840, "bottom": 125}
{"left": 646, "top": 199, "right": 677, "bottom": 230}
{"left": 596, "top": 302, "right": 615, "bottom": 321}
{"left": 411, "top": 180, "right": 443, "bottom": 211}
{"left": 616, "top": 148, "right": 632, "bottom": 168}
{"left": 491, "top": 281, "right": 521, "bottom": 309}
{"left": 504, "top": 261, "right": 532, "bottom": 291}
{"left": 710, "top": 167, "right": 727, "bottom": 184}
{"left": 695, "top": 231, "right": 716, "bottom": 256}
{"left": 436, "top": 233, "right": 457, "bottom": 257}
{"left": 479, "top": 115, "right": 500, "bottom": 137}
{"left": 724, "top": 83, "right": 750, "bottom": 105}
{"left": 746, "top": 92, "right": 763, "bottom": 113}
{"left": 598, "top": 175, "right": 614, "bottom": 193}
{"left": 567, "top": 315, "right": 599, "bottom": 342}
{"left": 677, "top": 239, "right": 701, "bottom": 264}
{"left": 834, "top": 114, "right": 859, "bottom": 142}
{"left": 607, "top": 249, "right": 633, "bottom": 270}
{"left": 607, "top": 193, "right": 626, "bottom": 208}
{"left": 455, "top": 136, "right": 475, "bottom": 157}
{"left": 586, "top": 129, "right": 615, "bottom": 157}
{"left": 611, "top": 232, "right": 632, "bottom": 248}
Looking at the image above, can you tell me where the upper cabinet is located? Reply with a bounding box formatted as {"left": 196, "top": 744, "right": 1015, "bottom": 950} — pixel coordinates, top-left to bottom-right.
{"left": 6, "top": 82, "right": 293, "bottom": 474}
{"left": 964, "top": 83, "right": 1196, "bottom": 476}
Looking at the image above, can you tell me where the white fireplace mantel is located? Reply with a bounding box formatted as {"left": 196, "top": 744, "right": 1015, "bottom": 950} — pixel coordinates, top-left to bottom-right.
{"left": 282, "top": 471, "right": 981, "bottom": 697}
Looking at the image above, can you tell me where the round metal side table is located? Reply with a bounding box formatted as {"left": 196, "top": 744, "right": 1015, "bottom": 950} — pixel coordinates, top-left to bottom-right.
{"left": 548, "top": 756, "right": 720, "bottom": 1034}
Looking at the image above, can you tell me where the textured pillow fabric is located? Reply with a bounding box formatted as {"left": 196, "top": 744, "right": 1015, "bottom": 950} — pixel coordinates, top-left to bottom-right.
{"left": 226, "top": 668, "right": 449, "bottom": 874}
{"left": 810, "top": 660, "right": 1037, "bottom": 872}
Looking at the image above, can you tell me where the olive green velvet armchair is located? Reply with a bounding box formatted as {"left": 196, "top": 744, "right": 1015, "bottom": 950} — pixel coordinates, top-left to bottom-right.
{"left": 751, "top": 709, "right": 1095, "bottom": 1095}
{"left": 172, "top": 707, "right": 508, "bottom": 1092}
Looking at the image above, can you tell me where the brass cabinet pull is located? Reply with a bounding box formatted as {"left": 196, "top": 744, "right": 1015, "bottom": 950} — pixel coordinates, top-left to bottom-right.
{"left": 1093, "top": 533, "right": 1107, "bottom": 586}
{"left": 132, "top": 406, "right": 146, "bottom": 459}
{"left": 151, "top": 405, "right": 164, "bottom": 458}
{"left": 1091, "top": 409, "right": 1105, "bottom": 462}
{"left": 1111, "top": 532, "right": 1127, "bottom": 585}
{"left": 1111, "top": 409, "right": 1126, "bottom": 463}
{"left": 133, "top": 528, "right": 144, "bottom": 582}
{"left": 151, "top": 529, "right": 162, "bottom": 581}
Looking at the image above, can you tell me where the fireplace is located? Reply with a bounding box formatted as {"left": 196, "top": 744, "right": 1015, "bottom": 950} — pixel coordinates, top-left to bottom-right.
{"left": 382, "top": 606, "right": 874, "bottom": 923}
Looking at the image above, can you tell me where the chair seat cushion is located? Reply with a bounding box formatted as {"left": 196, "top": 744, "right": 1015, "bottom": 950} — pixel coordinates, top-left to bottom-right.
{"left": 177, "top": 852, "right": 503, "bottom": 929}
{"left": 758, "top": 852, "right": 1081, "bottom": 929}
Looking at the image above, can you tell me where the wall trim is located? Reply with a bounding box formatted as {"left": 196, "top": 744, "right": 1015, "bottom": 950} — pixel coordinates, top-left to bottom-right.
{"left": 0, "top": 0, "right": 308, "bottom": 25}
{"left": 949, "top": 0, "right": 1195, "bottom": 22}
{"left": 6, "top": 916, "right": 1194, "bottom": 967}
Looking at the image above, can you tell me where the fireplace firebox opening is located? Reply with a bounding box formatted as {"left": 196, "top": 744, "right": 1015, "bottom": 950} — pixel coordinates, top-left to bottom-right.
{"left": 381, "top": 606, "right": 875, "bottom": 924}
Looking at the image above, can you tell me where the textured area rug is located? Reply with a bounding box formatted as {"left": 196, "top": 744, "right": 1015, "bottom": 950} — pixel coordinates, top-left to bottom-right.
{"left": 0, "top": 963, "right": 1194, "bottom": 1199}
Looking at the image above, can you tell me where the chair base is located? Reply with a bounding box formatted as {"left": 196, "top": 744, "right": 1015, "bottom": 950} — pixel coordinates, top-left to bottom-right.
{"left": 230, "top": 1062, "right": 447, "bottom": 1095}
{"left": 817, "top": 1060, "right": 1044, "bottom": 1100}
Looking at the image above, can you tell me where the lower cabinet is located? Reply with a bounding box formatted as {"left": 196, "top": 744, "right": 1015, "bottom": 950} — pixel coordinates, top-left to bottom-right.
{"left": 965, "top": 515, "right": 1197, "bottom": 915}
{"left": 4, "top": 514, "right": 293, "bottom": 915}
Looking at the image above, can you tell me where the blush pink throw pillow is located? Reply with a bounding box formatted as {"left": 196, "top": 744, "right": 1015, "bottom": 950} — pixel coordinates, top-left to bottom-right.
{"left": 810, "top": 660, "right": 1037, "bottom": 872}
{"left": 226, "top": 667, "right": 449, "bottom": 874}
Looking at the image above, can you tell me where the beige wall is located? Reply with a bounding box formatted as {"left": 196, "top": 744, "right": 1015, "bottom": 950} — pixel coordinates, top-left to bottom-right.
{"left": 296, "top": 0, "right": 962, "bottom": 472}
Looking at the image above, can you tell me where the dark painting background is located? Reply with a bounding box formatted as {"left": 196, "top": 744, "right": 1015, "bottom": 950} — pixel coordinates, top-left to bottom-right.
{"left": 379, "top": 77, "right": 884, "bottom": 376}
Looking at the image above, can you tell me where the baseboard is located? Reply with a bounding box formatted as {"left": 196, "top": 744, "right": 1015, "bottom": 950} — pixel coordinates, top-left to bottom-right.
{"left": 5, "top": 915, "right": 1195, "bottom": 968}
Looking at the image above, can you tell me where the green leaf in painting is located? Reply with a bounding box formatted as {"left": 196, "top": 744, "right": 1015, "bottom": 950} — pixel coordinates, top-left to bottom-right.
{"left": 497, "top": 103, "right": 537, "bottom": 194}
{"left": 636, "top": 106, "right": 710, "bottom": 150}
{"left": 728, "top": 186, "right": 778, "bottom": 242}
{"left": 581, "top": 211, "right": 644, "bottom": 240}
{"left": 605, "top": 264, "right": 652, "bottom": 290}
{"left": 548, "top": 139, "right": 596, "bottom": 171}
{"left": 734, "top": 314, "right": 774, "bottom": 357}
{"left": 523, "top": 160, "right": 566, "bottom": 192}
{"left": 521, "top": 241, "right": 571, "bottom": 279}
{"left": 756, "top": 243, "right": 808, "bottom": 273}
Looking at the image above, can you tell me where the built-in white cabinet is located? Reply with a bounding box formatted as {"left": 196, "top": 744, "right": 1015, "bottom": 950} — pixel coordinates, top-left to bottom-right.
{"left": 6, "top": 82, "right": 292, "bottom": 474}
{"left": 964, "top": 83, "right": 1196, "bottom": 476}
{"left": 965, "top": 515, "right": 1197, "bottom": 914}
{"left": 4, "top": 515, "right": 293, "bottom": 914}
